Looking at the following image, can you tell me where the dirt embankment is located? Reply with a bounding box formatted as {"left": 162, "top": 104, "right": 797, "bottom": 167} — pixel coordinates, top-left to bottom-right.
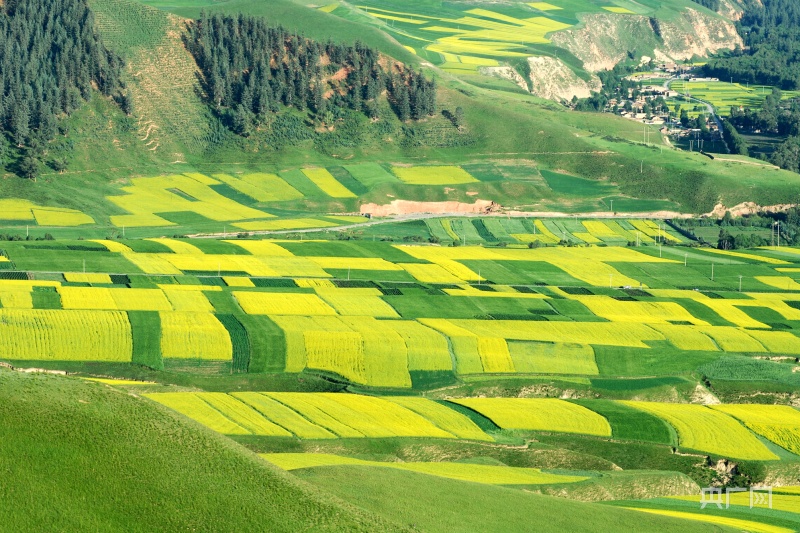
{"left": 551, "top": 9, "right": 742, "bottom": 72}
{"left": 360, "top": 199, "right": 498, "bottom": 217}
{"left": 704, "top": 201, "right": 798, "bottom": 218}
{"left": 482, "top": 58, "right": 601, "bottom": 102}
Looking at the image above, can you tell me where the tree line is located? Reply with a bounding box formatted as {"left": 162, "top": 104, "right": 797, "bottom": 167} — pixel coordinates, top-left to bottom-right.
{"left": 186, "top": 13, "right": 436, "bottom": 136}
{"left": 0, "top": 0, "right": 127, "bottom": 178}
{"left": 701, "top": 0, "right": 800, "bottom": 90}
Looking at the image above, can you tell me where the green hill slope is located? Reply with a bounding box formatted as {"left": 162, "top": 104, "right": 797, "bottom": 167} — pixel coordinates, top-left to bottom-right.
{"left": 0, "top": 370, "right": 406, "bottom": 532}
{"left": 295, "top": 465, "right": 736, "bottom": 532}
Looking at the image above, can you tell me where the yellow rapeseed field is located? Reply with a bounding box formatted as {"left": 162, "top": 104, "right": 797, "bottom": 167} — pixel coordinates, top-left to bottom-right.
{"left": 261, "top": 453, "right": 588, "bottom": 485}
{"left": 162, "top": 289, "right": 214, "bottom": 312}
{"left": 383, "top": 320, "right": 452, "bottom": 371}
{"left": 231, "top": 392, "right": 337, "bottom": 439}
{"left": 315, "top": 287, "right": 400, "bottom": 317}
{"left": 145, "top": 238, "right": 204, "bottom": 254}
{"left": 145, "top": 392, "right": 249, "bottom": 435}
{"left": 32, "top": 208, "right": 94, "bottom": 226}
{"left": 454, "top": 398, "right": 612, "bottom": 436}
{"left": 0, "top": 309, "right": 132, "bottom": 361}
{"left": 385, "top": 397, "right": 491, "bottom": 441}
{"left": 159, "top": 312, "right": 232, "bottom": 360}
{"left": 194, "top": 393, "right": 292, "bottom": 436}
{"left": 712, "top": 404, "right": 800, "bottom": 455}
{"left": 622, "top": 402, "right": 778, "bottom": 460}
{"left": 301, "top": 168, "right": 356, "bottom": 198}
{"left": 63, "top": 273, "right": 113, "bottom": 284}
{"left": 89, "top": 240, "right": 133, "bottom": 253}
{"left": 234, "top": 292, "right": 336, "bottom": 315}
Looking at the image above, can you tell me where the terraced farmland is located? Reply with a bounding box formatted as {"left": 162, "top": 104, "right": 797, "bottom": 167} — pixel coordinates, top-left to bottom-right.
{"left": 2, "top": 236, "right": 800, "bottom": 388}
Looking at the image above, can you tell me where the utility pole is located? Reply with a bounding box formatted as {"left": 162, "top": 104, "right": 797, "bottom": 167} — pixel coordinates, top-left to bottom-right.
{"left": 739, "top": 275, "right": 743, "bottom": 292}
{"left": 711, "top": 262, "right": 714, "bottom": 281}
{"left": 610, "top": 200, "right": 613, "bottom": 213}
{"left": 609, "top": 274, "right": 613, "bottom": 288}
{"left": 684, "top": 253, "right": 688, "bottom": 266}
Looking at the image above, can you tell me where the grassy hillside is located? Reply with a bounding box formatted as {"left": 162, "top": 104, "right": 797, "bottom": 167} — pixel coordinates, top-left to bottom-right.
{"left": 294, "top": 465, "right": 735, "bottom": 532}
{"left": 0, "top": 370, "right": 406, "bottom": 531}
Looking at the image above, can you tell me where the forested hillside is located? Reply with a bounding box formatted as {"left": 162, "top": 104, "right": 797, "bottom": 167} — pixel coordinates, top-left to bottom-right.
{"left": 187, "top": 13, "right": 436, "bottom": 136}
{"left": 0, "top": 0, "right": 127, "bottom": 177}
{"left": 702, "top": 0, "right": 800, "bottom": 89}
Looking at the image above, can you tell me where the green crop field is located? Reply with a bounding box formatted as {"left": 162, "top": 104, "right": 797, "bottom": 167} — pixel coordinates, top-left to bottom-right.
{"left": 670, "top": 81, "right": 800, "bottom": 113}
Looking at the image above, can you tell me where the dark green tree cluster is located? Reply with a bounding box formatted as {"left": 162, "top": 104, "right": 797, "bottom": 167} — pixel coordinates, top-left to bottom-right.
{"left": 186, "top": 13, "right": 436, "bottom": 135}
{"left": 720, "top": 119, "right": 748, "bottom": 155}
{"left": 679, "top": 208, "right": 800, "bottom": 248}
{"left": 701, "top": 0, "right": 800, "bottom": 89}
{"left": 0, "top": 0, "right": 126, "bottom": 177}
{"left": 727, "top": 89, "right": 799, "bottom": 134}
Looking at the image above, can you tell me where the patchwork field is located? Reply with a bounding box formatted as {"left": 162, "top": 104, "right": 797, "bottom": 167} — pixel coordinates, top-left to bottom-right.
{"left": 0, "top": 163, "right": 689, "bottom": 235}
{"left": 2, "top": 237, "right": 800, "bottom": 390}
{"left": 670, "top": 81, "right": 800, "bottom": 112}
{"left": 143, "top": 389, "right": 800, "bottom": 463}
{"left": 316, "top": 0, "right": 692, "bottom": 74}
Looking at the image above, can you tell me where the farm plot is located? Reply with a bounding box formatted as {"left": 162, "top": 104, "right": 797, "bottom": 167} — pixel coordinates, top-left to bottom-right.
{"left": 0, "top": 309, "right": 132, "bottom": 361}
{"left": 391, "top": 165, "right": 478, "bottom": 185}
{"left": 213, "top": 173, "right": 303, "bottom": 202}
{"left": 621, "top": 402, "right": 779, "bottom": 460}
{"left": 712, "top": 405, "right": 800, "bottom": 456}
{"left": 263, "top": 393, "right": 469, "bottom": 438}
{"left": 159, "top": 311, "right": 232, "bottom": 360}
{"left": 0, "top": 199, "right": 93, "bottom": 226}
{"left": 263, "top": 453, "right": 586, "bottom": 485}
{"left": 107, "top": 173, "right": 274, "bottom": 227}
{"left": 301, "top": 168, "right": 357, "bottom": 198}
{"left": 507, "top": 341, "right": 599, "bottom": 375}
{"left": 453, "top": 398, "right": 612, "bottom": 436}
{"left": 269, "top": 315, "right": 412, "bottom": 387}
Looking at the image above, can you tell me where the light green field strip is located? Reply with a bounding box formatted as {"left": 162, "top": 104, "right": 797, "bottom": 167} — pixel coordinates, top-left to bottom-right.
{"left": 454, "top": 398, "right": 612, "bottom": 436}
{"left": 621, "top": 402, "right": 779, "bottom": 460}
{"left": 234, "top": 218, "right": 340, "bottom": 231}
{"left": 261, "top": 453, "right": 588, "bottom": 485}
{"left": 698, "top": 248, "right": 790, "bottom": 265}
{"left": 622, "top": 508, "right": 792, "bottom": 533}
{"left": 391, "top": 165, "right": 478, "bottom": 185}
{"left": 508, "top": 341, "right": 599, "bottom": 375}
{"left": 83, "top": 378, "right": 155, "bottom": 386}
